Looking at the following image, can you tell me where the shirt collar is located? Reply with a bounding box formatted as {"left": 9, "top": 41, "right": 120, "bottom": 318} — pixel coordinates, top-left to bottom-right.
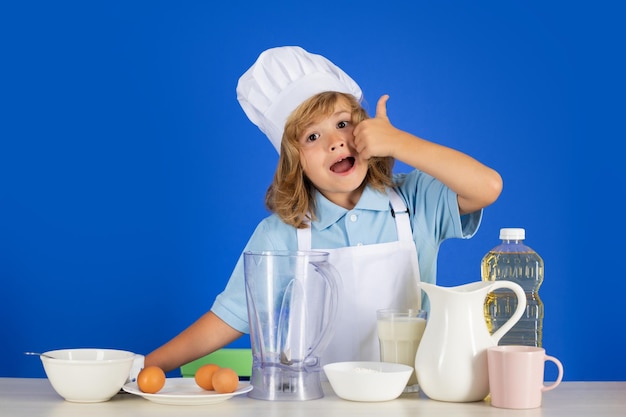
{"left": 312, "top": 186, "right": 391, "bottom": 231}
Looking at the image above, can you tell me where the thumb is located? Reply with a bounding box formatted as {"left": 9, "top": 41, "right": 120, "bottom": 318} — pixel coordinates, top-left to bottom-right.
{"left": 375, "top": 94, "right": 390, "bottom": 120}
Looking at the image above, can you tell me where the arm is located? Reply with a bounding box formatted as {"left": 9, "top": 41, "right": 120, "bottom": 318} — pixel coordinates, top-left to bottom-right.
{"left": 353, "top": 95, "right": 503, "bottom": 215}
{"left": 144, "top": 311, "right": 244, "bottom": 373}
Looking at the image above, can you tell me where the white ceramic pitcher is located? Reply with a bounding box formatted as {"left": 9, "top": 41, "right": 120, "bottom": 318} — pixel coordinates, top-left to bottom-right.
{"left": 415, "top": 281, "right": 526, "bottom": 402}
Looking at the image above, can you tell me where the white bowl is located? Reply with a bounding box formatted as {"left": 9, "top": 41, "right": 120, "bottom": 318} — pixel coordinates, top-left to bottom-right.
{"left": 41, "top": 348, "right": 136, "bottom": 403}
{"left": 323, "top": 361, "right": 413, "bottom": 402}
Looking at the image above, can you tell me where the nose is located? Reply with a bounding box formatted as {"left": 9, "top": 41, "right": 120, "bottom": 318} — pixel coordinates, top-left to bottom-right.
{"left": 328, "top": 133, "right": 346, "bottom": 152}
{"left": 330, "top": 142, "right": 344, "bottom": 152}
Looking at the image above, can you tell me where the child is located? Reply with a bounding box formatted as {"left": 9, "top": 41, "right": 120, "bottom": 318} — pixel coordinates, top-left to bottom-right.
{"left": 144, "top": 46, "right": 502, "bottom": 372}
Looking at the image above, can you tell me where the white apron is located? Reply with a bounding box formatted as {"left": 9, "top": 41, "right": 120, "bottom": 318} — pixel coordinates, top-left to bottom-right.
{"left": 297, "top": 188, "right": 421, "bottom": 365}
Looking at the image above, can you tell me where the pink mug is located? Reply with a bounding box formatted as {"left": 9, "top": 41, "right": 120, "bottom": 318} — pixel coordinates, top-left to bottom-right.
{"left": 487, "top": 345, "right": 564, "bottom": 409}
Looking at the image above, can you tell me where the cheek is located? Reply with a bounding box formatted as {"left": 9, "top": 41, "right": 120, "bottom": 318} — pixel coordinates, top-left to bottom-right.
{"left": 299, "top": 147, "right": 328, "bottom": 179}
{"left": 343, "top": 130, "right": 356, "bottom": 148}
{"left": 299, "top": 153, "right": 313, "bottom": 177}
{"left": 298, "top": 151, "right": 307, "bottom": 169}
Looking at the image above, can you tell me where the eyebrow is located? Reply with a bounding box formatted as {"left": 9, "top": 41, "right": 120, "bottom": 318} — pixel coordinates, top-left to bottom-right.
{"left": 328, "top": 108, "right": 352, "bottom": 122}
{"left": 302, "top": 109, "right": 351, "bottom": 131}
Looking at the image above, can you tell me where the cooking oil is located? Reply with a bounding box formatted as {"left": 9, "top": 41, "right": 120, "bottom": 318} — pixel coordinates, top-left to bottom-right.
{"left": 482, "top": 228, "right": 544, "bottom": 347}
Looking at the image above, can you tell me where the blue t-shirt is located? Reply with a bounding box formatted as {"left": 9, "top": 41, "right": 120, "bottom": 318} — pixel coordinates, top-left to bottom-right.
{"left": 212, "top": 169, "right": 482, "bottom": 333}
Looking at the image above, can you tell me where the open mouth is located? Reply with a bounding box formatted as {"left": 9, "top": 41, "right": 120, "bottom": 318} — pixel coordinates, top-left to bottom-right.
{"left": 330, "top": 156, "right": 355, "bottom": 174}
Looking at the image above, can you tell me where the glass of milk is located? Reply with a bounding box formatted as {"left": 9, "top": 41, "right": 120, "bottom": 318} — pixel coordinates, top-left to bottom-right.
{"left": 376, "top": 308, "right": 428, "bottom": 393}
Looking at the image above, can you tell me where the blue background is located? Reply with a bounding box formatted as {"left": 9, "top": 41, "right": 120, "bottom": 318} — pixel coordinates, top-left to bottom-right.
{"left": 2, "top": 1, "right": 624, "bottom": 381}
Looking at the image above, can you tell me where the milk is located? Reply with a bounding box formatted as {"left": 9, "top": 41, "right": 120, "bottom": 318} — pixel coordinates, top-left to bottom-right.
{"left": 377, "top": 317, "right": 427, "bottom": 387}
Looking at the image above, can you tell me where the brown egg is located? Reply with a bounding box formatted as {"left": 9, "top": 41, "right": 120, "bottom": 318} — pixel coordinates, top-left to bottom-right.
{"left": 212, "top": 367, "right": 239, "bottom": 394}
{"left": 137, "top": 365, "right": 166, "bottom": 394}
{"left": 194, "top": 363, "right": 220, "bottom": 391}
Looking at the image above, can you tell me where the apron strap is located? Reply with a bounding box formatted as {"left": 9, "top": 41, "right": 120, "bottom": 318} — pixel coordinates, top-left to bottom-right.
{"left": 388, "top": 188, "right": 412, "bottom": 243}
{"left": 297, "top": 221, "right": 312, "bottom": 250}
{"left": 297, "top": 188, "right": 412, "bottom": 249}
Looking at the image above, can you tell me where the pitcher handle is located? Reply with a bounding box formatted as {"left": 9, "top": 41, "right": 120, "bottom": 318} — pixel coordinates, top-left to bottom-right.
{"left": 306, "top": 261, "right": 341, "bottom": 359}
{"left": 490, "top": 281, "right": 527, "bottom": 343}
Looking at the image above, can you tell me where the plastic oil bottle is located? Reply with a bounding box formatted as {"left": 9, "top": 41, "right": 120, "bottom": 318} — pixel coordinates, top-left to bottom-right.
{"left": 482, "top": 228, "right": 544, "bottom": 347}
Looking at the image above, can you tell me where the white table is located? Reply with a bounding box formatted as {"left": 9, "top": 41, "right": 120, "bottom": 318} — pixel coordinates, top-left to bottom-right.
{"left": 1, "top": 378, "right": 624, "bottom": 417}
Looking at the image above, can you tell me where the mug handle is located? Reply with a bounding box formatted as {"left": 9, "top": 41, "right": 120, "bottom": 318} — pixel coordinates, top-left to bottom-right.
{"left": 542, "top": 355, "right": 564, "bottom": 392}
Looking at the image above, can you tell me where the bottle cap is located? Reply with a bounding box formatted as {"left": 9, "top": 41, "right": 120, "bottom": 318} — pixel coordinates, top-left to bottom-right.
{"left": 499, "top": 228, "right": 525, "bottom": 240}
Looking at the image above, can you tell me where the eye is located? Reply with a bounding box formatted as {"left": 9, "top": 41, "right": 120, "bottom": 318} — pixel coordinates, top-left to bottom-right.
{"left": 337, "top": 120, "right": 349, "bottom": 129}
{"left": 305, "top": 133, "right": 320, "bottom": 142}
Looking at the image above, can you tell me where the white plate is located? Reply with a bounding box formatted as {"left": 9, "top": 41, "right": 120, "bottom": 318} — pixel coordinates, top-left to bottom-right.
{"left": 122, "top": 378, "right": 253, "bottom": 405}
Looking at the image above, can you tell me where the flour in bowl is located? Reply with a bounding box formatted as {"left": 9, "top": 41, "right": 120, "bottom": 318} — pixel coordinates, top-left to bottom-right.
{"left": 353, "top": 367, "right": 381, "bottom": 374}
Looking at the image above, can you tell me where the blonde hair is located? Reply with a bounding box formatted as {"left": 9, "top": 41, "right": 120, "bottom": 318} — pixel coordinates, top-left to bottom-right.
{"left": 265, "top": 92, "right": 394, "bottom": 228}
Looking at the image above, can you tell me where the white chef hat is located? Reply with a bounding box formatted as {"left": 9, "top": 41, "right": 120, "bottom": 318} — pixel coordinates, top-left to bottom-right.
{"left": 236, "top": 46, "right": 362, "bottom": 153}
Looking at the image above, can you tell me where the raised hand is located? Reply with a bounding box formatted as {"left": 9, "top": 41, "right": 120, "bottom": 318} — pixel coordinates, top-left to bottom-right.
{"left": 352, "top": 95, "right": 402, "bottom": 160}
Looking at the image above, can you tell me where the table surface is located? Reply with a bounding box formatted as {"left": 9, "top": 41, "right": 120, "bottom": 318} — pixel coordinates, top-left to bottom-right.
{"left": 1, "top": 378, "right": 625, "bottom": 417}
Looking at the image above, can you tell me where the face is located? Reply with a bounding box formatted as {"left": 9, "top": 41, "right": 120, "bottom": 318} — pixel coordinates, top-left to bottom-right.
{"left": 298, "top": 97, "right": 368, "bottom": 208}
